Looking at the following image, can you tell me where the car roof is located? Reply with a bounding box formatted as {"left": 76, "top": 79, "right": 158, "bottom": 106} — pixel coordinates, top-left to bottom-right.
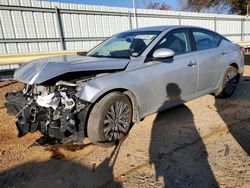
{"left": 125, "top": 25, "right": 213, "bottom": 33}
{"left": 124, "top": 25, "right": 227, "bottom": 40}
{"left": 127, "top": 25, "right": 187, "bottom": 32}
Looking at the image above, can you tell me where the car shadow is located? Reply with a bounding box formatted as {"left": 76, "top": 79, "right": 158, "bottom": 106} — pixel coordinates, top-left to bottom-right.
{"left": 149, "top": 83, "right": 219, "bottom": 187}
{"left": 245, "top": 54, "right": 250, "bottom": 65}
{"left": 0, "top": 144, "right": 122, "bottom": 188}
{"left": 214, "top": 76, "right": 250, "bottom": 156}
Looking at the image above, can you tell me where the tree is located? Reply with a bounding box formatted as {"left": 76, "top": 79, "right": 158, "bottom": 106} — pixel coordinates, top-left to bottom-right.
{"left": 147, "top": 2, "right": 171, "bottom": 10}
{"left": 184, "top": 0, "right": 249, "bottom": 15}
{"left": 228, "top": 0, "right": 250, "bottom": 15}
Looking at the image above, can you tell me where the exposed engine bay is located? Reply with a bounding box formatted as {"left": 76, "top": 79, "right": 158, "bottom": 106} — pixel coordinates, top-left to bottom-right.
{"left": 5, "top": 76, "right": 94, "bottom": 145}
{"left": 4, "top": 51, "right": 130, "bottom": 145}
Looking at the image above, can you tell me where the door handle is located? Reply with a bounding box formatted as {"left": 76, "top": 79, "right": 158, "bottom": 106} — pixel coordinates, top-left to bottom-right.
{"left": 188, "top": 60, "right": 197, "bottom": 67}
{"left": 222, "top": 51, "right": 227, "bottom": 55}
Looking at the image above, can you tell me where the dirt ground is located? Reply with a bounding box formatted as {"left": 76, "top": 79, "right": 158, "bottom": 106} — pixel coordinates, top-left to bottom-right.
{"left": 0, "top": 64, "right": 250, "bottom": 188}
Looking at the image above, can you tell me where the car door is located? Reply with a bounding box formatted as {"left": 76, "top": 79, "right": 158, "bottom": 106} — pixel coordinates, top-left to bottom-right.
{"left": 143, "top": 28, "right": 198, "bottom": 114}
{"left": 191, "top": 29, "right": 225, "bottom": 92}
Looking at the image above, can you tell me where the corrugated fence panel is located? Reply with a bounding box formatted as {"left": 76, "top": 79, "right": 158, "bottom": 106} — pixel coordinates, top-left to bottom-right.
{"left": 44, "top": 13, "right": 57, "bottom": 38}
{"left": 71, "top": 14, "right": 82, "bottom": 38}
{"left": 23, "top": 12, "right": 37, "bottom": 38}
{"left": 8, "top": 0, "right": 20, "bottom": 6}
{"left": 28, "top": 43, "right": 39, "bottom": 52}
{"left": 38, "top": 42, "right": 48, "bottom": 51}
{"left": 182, "top": 19, "right": 215, "bottom": 30}
{"left": 11, "top": 11, "right": 26, "bottom": 38}
{"left": 0, "top": 0, "right": 9, "bottom": 5}
{"left": 33, "top": 12, "right": 47, "bottom": 38}
{"left": 244, "top": 19, "right": 250, "bottom": 41}
{"left": 217, "top": 20, "right": 242, "bottom": 41}
{"left": 65, "top": 41, "right": 75, "bottom": 50}
{"left": 17, "top": 43, "right": 29, "bottom": 53}
{"left": 0, "top": 18, "right": 4, "bottom": 38}
{"left": 95, "top": 15, "right": 103, "bottom": 37}
{"left": 62, "top": 13, "right": 73, "bottom": 38}
{"left": 31, "top": 0, "right": 42, "bottom": 7}
{"left": 87, "top": 14, "right": 97, "bottom": 37}
{"left": 40, "top": 1, "right": 51, "bottom": 8}
{"left": 0, "top": 0, "right": 249, "bottom": 55}
{"left": 102, "top": 15, "right": 111, "bottom": 36}
{"left": 79, "top": 14, "right": 89, "bottom": 36}
{"left": 0, "top": 10, "right": 15, "bottom": 38}
{"left": 6, "top": 43, "right": 18, "bottom": 53}
{"left": 108, "top": 16, "right": 117, "bottom": 35}
{"left": 0, "top": 43, "right": 6, "bottom": 53}
{"left": 48, "top": 42, "right": 58, "bottom": 51}
{"left": 217, "top": 20, "right": 241, "bottom": 34}
{"left": 20, "top": 0, "right": 32, "bottom": 6}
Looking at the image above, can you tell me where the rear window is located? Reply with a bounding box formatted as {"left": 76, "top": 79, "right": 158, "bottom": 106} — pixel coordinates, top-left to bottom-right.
{"left": 192, "top": 29, "right": 221, "bottom": 51}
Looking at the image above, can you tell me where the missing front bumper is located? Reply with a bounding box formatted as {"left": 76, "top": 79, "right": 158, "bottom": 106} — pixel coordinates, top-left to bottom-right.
{"left": 5, "top": 91, "right": 91, "bottom": 145}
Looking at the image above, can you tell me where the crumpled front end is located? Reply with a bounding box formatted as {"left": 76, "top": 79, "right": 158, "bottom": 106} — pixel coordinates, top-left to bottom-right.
{"left": 5, "top": 81, "right": 91, "bottom": 144}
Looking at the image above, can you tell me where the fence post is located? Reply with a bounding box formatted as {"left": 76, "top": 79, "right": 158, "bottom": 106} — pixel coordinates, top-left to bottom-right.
{"left": 132, "top": 0, "right": 138, "bottom": 28}
{"left": 128, "top": 11, "right": 132, "bottom": 30}
{"left": 214, "top": 16, "right": 217, "bottom": 32}
{"left": 241, "top": 18, "right": 244, "bottom": 41}
{"left": 178, "top": 13, "right": 182, "bottom": 25}
{"left": 55, "top": 7, "right": 66, "bottom": 50}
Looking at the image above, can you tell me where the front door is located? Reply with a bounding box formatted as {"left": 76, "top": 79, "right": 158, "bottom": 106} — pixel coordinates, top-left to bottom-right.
{"left": 143, "top": 29, "right": 198, "bottom": 114}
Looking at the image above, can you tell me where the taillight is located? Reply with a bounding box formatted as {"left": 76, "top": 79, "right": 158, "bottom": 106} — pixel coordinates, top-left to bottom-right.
{"left": 239, "top": 46, "right": 245, "bottom": 54}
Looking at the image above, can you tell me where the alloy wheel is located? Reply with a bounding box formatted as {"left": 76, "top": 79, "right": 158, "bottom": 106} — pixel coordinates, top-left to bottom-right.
{"left": 103, "top": 100, "right": 130, "bottom": 141}
{"left": 224, "top": 70, "right": 237, "bottom": 96}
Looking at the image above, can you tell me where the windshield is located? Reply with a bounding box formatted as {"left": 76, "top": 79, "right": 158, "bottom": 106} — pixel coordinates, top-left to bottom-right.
{"left": 87, "top": 31, "right": 160, "bottom": 59}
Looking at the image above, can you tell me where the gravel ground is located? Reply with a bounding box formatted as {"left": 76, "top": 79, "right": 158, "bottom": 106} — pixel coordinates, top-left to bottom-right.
{"left": 0, "top": 64, "right": 249, "bottom": 188}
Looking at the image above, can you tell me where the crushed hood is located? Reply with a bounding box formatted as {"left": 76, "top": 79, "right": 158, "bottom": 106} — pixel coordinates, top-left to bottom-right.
{"left": 14, "top": 55, "right": 130, "bottom": 84}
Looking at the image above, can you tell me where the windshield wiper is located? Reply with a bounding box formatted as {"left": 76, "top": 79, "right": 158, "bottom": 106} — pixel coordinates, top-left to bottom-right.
{"left": 89, "top": 54, "right": 130, "bottom": 59}
{"left": 89, "top": 54, "right": 109, "bottom": 58}
{"left": 77, "top": 51, "right": 88, "bottom": 56}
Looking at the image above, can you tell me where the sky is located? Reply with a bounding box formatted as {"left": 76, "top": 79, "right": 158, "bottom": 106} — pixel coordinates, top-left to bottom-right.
{"left": 46, "top": 0, "right": 179, "bottom": 10}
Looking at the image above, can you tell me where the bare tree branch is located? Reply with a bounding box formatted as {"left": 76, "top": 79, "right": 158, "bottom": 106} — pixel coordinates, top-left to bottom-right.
{"left": 147, "top": 2, "right": 171, "bottom": 10}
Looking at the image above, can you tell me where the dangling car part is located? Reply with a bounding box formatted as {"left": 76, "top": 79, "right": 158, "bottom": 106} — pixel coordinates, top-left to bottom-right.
{"left": 5, "top": 81, "right": 91, "bottom": 144}
{"left": 5, "top": 26, "right": 244, "bottom": 147}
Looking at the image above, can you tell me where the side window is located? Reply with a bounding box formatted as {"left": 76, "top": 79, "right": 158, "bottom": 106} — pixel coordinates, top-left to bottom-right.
{"left": 154, "top": 30, "right": 190, "bottom": 55}
{"left": 192, "top": 29, "right": 221, "bottom": 51}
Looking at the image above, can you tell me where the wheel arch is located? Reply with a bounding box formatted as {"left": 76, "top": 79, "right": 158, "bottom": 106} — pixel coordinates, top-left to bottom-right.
{"left": 230, "top": 63, "right": 238, "bottom": 70}
{"left": 214, "top": 64, "right": 239, "bottom": 97}
{"left": 77, "top": 85, "right": 141, "bottom": 126}
{"left": 92, "top": 88, "right": 140, "bottom": 123}
{"left": 229, "top": 63, "right": 240, "bottom": 82}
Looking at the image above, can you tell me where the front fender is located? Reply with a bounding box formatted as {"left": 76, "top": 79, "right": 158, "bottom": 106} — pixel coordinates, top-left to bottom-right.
{"left": 76, "top": 81, "right": 103, "bottom": 103}
{"left": 75, "top": 71, "right": 146, "bottom": 115}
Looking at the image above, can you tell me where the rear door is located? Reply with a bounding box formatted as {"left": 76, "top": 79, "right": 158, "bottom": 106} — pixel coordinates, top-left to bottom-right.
{"left": 191, "top": 29, "right": 225, "bottom": 92}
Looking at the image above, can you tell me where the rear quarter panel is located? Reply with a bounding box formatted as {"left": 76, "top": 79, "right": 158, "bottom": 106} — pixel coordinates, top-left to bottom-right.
{"left": 223, "top": 40, "right": 244, "bottom": 74}
{"left": 213, "top": 40, "right": 244, "bottom": 94}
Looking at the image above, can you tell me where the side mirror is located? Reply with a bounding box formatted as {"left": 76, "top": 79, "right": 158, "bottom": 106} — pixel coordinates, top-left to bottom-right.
{"left": 152, "top": 48, "right": 175, "bottom": 59}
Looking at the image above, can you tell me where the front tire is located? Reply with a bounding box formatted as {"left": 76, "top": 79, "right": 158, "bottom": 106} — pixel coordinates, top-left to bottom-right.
{"left": 216, "top": 66, "right": 238, "bottom": 98}
{"left": 87, "top": 92, "right": 132, "bottom": 147}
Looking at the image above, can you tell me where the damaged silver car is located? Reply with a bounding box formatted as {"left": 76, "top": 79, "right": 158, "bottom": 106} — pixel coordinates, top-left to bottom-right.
{"left": 5, "top": 26, "right": 244, "bottom": 147}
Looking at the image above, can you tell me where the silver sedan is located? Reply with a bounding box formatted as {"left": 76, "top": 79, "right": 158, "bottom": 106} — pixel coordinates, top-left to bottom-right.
{"left": 5, "top": 26, "right": 244, "bottom": 146}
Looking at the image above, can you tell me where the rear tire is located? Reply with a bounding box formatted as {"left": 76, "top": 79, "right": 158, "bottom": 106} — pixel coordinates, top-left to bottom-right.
{"left": 216, "top": 66, "right": 238, "bottom": 98}
{"left": 87, "top": 92, "right": 132, "bottom": 147}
